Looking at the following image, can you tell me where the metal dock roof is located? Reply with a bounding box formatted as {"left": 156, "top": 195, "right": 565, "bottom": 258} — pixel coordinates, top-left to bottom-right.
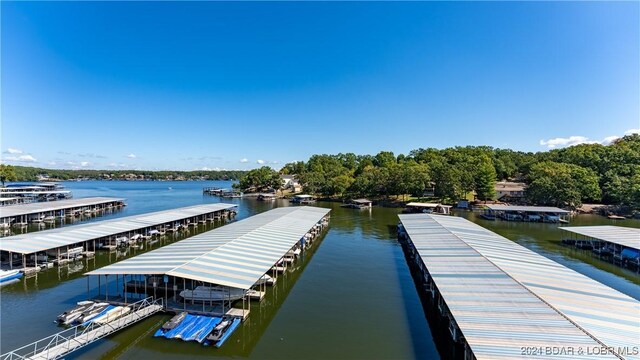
{"left": 484, "top": 204, "right": 570, "bottom": 214}
{"left": 0, "top": 203, "right": 236, "bottom": 254}
{"left": 561, "top": 225, "right": 640, "bottom": 250}
{"left": 0, "top": 197, "right": 125, "bottom": 219}
{"left": 399, "top": 214, "right": 639, "bottom": 360}
{"left": 88, "top": 207, "right": 330, "bottom": 289}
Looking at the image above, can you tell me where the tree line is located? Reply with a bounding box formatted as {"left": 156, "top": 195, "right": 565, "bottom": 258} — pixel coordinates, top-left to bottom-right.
{"left": 5, "top": 166, "right": 247, "bottom": 182}
{"left": 239, "top": 134, "right": 640, "bottom": 209}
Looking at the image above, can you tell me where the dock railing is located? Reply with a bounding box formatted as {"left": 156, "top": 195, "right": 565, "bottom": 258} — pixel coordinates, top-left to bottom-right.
{"left": 1, "top": 297, "right": 163, "bottom": 360}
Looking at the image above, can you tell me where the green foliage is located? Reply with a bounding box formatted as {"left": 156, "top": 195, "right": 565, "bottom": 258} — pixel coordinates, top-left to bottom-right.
{"left": 526, "top": 161, "right": 601, "bottom": 208}
{"left": 9, "top": 134, "right": 639, "bottom": 209}
{"left": 236, "top": 166, "right": 281, "bottom": 192}
{"left": 10, "top": 166, "right": 246, "bottom": 182}
{"left": 0, "top": 164, "right": 18, "bottom": 186}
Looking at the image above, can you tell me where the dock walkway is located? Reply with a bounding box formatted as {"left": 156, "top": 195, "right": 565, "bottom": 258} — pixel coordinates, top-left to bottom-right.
{"left": 0, "top": 297, "right": 162, "bottom": 360}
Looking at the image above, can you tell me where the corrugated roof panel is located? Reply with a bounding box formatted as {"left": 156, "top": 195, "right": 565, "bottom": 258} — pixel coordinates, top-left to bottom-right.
{"left": 166, "top": 207, "right": 330, "bottom": 289}
{"left": 0, "top": 197, "right": 126, "bottom": 219}
{"left": 560, "top": 225, "right": 640, "bottom": 250}
{"left": 0, "top": 203, "right": 236, "bottom": 254}
{"left": 88, "top": 207, "right": 330, "bottom": 286}
{"left": 484, "top": 205, "right": 570, "bottom": 214}
{"left": 398, "top": 214, "right": 635, "bottom": 360}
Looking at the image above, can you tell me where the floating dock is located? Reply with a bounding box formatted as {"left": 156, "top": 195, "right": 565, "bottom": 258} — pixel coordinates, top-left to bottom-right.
{"left": 86, "top": 206, "right": 331, "bottom": 320}
{"left": 398, "top": 214, "right": 639, "bottom": 360}
{"left": 0, "top": 203, "right": 237, "bottom": 272}
{"left": 0, "top": 197, "right": 125, "bottom": 225}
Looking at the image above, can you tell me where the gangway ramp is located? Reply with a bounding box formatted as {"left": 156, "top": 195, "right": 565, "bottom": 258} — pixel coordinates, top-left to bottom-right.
{"left": 0, "top": 297, "right": 163, "bottom": 360}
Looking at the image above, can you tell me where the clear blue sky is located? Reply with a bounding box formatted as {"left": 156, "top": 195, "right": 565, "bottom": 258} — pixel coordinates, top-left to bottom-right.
{"left": 2, "top": 2, "right": 638, "bottom": 171}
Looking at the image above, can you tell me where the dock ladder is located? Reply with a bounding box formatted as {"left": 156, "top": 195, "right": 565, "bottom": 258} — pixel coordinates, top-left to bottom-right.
{"left": 0, "top": 297, "right": 163, "bottom": 360}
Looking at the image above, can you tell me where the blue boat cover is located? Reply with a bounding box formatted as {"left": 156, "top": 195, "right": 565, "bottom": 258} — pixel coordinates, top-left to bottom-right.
{"left": 214, "top": 318, "right": 241, "bottom": 348}
{"left": 621, "top": 248, "right": 640, "bottom": 260}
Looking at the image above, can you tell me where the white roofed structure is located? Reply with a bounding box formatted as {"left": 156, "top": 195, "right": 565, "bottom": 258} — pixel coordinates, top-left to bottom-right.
{"left": 87, "top": 206, "right": 331, "bottom": 290}
{"left": 0, "top": 203, "right": 236, "bottom": 255}
{"left": 561, "top": 225, "right": 640, "bottom": 250}
{"left": 398, "top": 214, "right": 639, "bottom": 360}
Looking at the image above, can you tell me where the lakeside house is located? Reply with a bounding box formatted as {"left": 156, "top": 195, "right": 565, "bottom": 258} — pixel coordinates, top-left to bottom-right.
{"left": 281, "top": 175, "right": 302, "bottom": 193}
{"left": 495, "top": 181, "right": 526, "bottom": 203}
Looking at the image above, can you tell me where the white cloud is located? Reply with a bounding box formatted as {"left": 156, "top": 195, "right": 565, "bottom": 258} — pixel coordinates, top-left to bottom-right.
{"left": 540, "top": 129, "right": 640, "bottom": 149}
{"left": 256, "top": 159, "right": 265, "bottom": 165}
{"left": 601, "top": 136, "right": 620, "bottom": 145}
{"left": 126, "top": 153, "right": 136, "bottom": 159}
{"left": 80, "top": 161, "right": 91, "bottom": 167}
{"left": 5, "top": 148, "right": 23, "bottom": 154}
{"left": 198, "top": 167, "right": 222, "bottom": 171}
{"left": 3, "top": 154, "right": 37, "bottom": 162}
{"left": 66, "top": 161, "right": 76, "bottom": 166}
{"left": 240, "top": 158, "right": 248, "bottom": 163}
{"left": 539, "top": 136, "right": 594, "bottom": 149}
{"left": 48, "top": 161, "right": 57, "bottom": 166}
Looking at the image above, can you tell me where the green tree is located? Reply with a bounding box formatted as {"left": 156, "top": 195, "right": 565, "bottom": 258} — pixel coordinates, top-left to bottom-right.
{"left": 0, "top": 164, "right": 17, "bottom": 186}
{"left": 526, "top": 161, "right": 600, "bottom": 208}
{"left": 236, "top": 166, "right": 281, "bottom": 192}
{"left": 475, "top": 158, "right": 497, "bottom": 201}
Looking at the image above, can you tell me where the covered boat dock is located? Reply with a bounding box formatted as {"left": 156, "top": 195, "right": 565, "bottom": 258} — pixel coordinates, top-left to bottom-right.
{"left": 403, "top": 202, "right": 451, "bottom": 215}
{"left": 0, "top": 197, "right": 126, "bottom": 226}
{"left": 398, "top": 214, "right": 639, "bottom": 360}
{"left": 85, "top": 206, "right": 331, "bottom": 320}
{"left": 561, "top": 225, "right": 640, "bottom": 268}
{"left": 0, "top": 203, "right": 237, "bottom": 272}
{"left": 481, "top": 204, "right": 570, "bottom": 222}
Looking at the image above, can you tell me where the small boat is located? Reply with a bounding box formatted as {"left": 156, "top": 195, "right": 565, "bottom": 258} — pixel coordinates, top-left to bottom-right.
{"left": 77, "top": 303, "right": 110, "bottom": 324}
{"left": 43, "top": 216, "right": 56, "bottom": 223}
{"left": 212, "top": 318, "right": 241, "bottom": 347}
{"left": 12, "top": 222, "right": 28, "bottom": 227}
{"left": 607, "top": 215, "right": 626, "bottom": 220}
{"left": 162, "top": 312, "right": 187, "bottom": 330}
{"left": 254, "top": 274, "right": 275, "bottom": 286}
{"left": 0, "top": 223, "right": 10, "bottom": 229}
{"left": 31, "top": 216, "right": 45, "bottom": 223}
{"left": 479, "top": 214, "right": 496, "bottom": 221}
{"left": 129, "top": 234, "right": 143, "bottom": 244}
{"left": 180, "top": 286, "right": 245, "bottom": 302}
{"left": 93, "top": 306, "right": 131, "bottom": 325}
{"left": 286, "top": 248, "right": 301, "bottom": 257}
{"left": 56, "top": 301, "right": 95, "bottom": 324}
{"left": 0, "top": 269, "right": 23, "bottom": 283}
{"left": 206, "top": 319, "right": 232, "bottom": 342}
